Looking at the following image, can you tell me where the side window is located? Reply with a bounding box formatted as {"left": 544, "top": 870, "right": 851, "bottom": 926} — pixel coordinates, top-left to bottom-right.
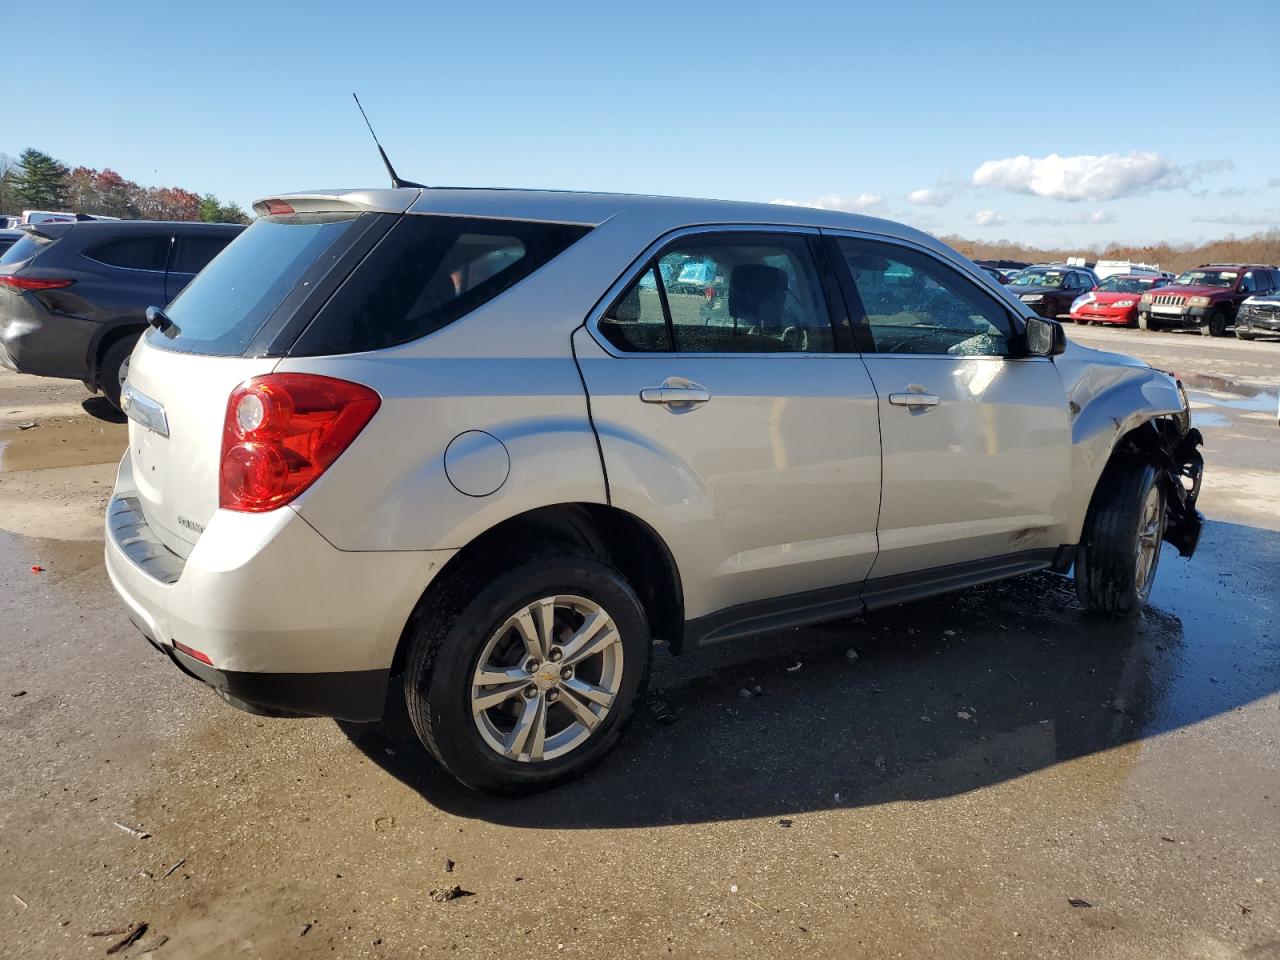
{"left": 172, "top": 234, "right": 233, "bottom": 274}
{"left": 1240, "top": 271, "right": 1258, "bottom": 293}
{"left": 85, "top": 234, "right": 171, "bottom": 272}
{"left": 599, "top": 265, "right": 672, "bottom": 351}
{"left": 835, "top": 237, "right": 1013, "bottom": 357}
{"left": 599, "top": 233, "right": 834, "bottom": 354}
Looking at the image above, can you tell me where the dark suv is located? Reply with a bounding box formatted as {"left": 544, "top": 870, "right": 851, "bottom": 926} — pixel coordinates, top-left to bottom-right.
{"left": 1005, "top": 263, "right": 1098, "bottom": 319}
{"left": 1136, "top": 264, "right": 1280, "bottom": 337}
{"left": 0, "top": 219, "right": 243, "bottom": 407}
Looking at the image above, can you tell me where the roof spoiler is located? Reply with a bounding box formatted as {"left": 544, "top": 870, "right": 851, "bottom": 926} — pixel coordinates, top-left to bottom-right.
{"left": 20, "top": 221, "right": 76, "bottom": 240}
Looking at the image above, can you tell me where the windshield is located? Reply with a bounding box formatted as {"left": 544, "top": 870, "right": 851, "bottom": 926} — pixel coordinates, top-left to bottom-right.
{"left": 147, "top": 212, "right": 361, "bottom": 356}
{"left": 1175, "top": 269, "right": 1237, "bottom": 287}
{"left": 1098, "top": 276, "right": 1156, "bottom": 294}
{"left": 1011, "top": 269, "right": 1064, "bottom": 288}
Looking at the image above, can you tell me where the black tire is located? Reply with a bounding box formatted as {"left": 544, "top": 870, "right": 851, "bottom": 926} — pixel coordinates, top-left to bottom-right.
{"left": 1235, "top": 329, "right": 1255, "bottom": 341}
{"left": 1199, "top": 308, "right": 1227, "bottom": 337}
{"left": 403, "top": 545, "right": 652, "bottom": 794}
{"left": 1074, "top": 461, "right": 1166, "bottom": 615}
{"left": 1137, "top": 313, "right": 1155, "bottom": 331}
{"left": 100, "top": 336, "right": 137, "bottom": 410}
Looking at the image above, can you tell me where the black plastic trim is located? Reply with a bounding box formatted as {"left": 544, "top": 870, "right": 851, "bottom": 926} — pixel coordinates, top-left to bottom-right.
{"left": 686, "top": 549, "right": 1057, "bottom": 647}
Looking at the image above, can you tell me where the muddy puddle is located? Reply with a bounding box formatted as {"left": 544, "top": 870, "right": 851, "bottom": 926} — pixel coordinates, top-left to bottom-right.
{"left": 0, "top": 415, "right": 126, "bottom": 473}
{"left": 1178, "top": 370, "right": 1279, "bottom": 416}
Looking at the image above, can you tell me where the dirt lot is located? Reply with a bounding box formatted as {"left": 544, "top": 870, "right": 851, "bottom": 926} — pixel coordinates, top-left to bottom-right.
{"left": 2, "top": 327, "right": 1278, "bottom": 959}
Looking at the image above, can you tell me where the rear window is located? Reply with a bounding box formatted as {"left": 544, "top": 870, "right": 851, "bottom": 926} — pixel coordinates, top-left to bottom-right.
{"left": 0, "top": 234, "right": 48, "bottom": 266}
{"left": 289, "top": 215, "right": 590, "bottom": 356}
{"left": 86, "top": 235, "right": 171, "bottom": 271}
{"left": 148, "top": 212, "right": 361, "bottom": 357}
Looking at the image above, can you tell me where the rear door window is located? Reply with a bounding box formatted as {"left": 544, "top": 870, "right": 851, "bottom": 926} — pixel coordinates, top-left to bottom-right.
{"left": 85, "top": 234, "right": 172, "bottom": 272}
{"left": 171, "top": 233, "right": 234, "bottom": 275}
{"left": 289, "top": 215, "right": 589, "bottom": 356}
{"left": 148, "top": 212, "right": 362, "bottom": 357}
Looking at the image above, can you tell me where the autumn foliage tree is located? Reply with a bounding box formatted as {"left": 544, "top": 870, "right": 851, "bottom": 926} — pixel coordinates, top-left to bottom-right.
{"left": 9, "top": 147, "right": 249, "bottom": 223}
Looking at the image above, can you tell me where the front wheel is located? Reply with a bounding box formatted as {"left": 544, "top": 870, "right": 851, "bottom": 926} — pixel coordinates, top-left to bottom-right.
{"left": 404, "top": 548, "right": 652, "bottom": 794}
{"left": 1199, "top": 309, "right": 1228, "bottom": 337}
{"left": 1075, "top": 461, "right": 1166, "bottom": 615}
{"left": 1138, "top": 313, "right": 1155, "bottom": 331}
{"left": 1235, "top": 329, "right": 1255, "bottom": 341}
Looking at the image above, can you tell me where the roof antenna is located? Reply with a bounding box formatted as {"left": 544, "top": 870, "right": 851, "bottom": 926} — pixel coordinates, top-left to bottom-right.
{"left": 352, "top": 93, "right": 425, "bottom": 189}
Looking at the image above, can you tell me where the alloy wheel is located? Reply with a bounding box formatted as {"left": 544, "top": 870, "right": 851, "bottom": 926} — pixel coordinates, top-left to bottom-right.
{"left": 1134, "top": 485, "right": 1164, "bottom": 601}
{"left": 470, "top": 595, "right": 623, "bottom": 763}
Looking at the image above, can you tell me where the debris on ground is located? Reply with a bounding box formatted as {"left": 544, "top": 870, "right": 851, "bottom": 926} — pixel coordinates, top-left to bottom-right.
{"left": 90, "top": 929, "right": 129, "bottom": 938}
{"left": 737, "top": 688, "right": 753, "bottom": 699}
{"left": 1067, "top": 898, "right": 1093, "bottom": 909}
{"left": 957, "top": 711, "right": 973, "bottom": 721}
{"left": 920, "top": 715, "right": 931, "bottom": 723}
{"left": 1005, "top": 670, "right": 1020, "bottom": 683}
{"left": 874, "top": 755, "right": 886, "bottom": 771}
{"left": 9, "top": 691, "right": 25, "bottom": 698}
{"left": 429, "top": 885, "right": 474, "bottom": 903}
{"left": 786, "top": 661, "right": 802, "bottom": 673}
{"left": 161, "top": 858, "right": 186, "bottom": 879}
{"left": 845, "top": 649, "right": 859, "bottom": 661}
{"left": 753, "top": 684, "right": 763, "bottom": 695}
{"left": 30, "top": 565, "right": 44, "bottom": 573}
{"left": 112, "top": 821, "right": 151, "bottom": 840}
{"left": 729, "top": 885, "right": 738, "bottom": 894}
{"left": 778, "top": 818, "right": 793, "bottom": 828}
{"left": 17, "top": 421, "right": 37, "bottom": 430}
{"left": 299, "top": 922, "right": 313, "bottom": 937}
{"left": 832, "top": 792, "right": 842, "bottom": 803}
{"left": 12, "top": 893, "right": 27, "bottom": 909}
{"left": 373, "top": 816, "right": 395, "bottom": 832}
{"left": 106, "top": 922, "right": 148, "bottom": 954}
{"left": 1240, "top": 903, "right": 1252, "bottom": 915}
{"left": 943, "top": 629, "right": 956, "bottom": 636}
{"left": 444, "top": 858, "right": 455, "bottom": 873}
{"left": 1160, "top": 836, "right": 1177, "bottom": 843}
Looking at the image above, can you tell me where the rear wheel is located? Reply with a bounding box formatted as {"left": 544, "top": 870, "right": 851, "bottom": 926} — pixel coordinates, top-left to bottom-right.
{"left": 1075, "top": 461, "right": 1166, "bottom": 615}
{"left": 404, "top": 547, "right": 652, "bottom": 794}
{"left": 100, "top": 336, "right": 137, "bottom": 410}
{"left": 1199, "top": 309, "right": 1228, "bottom": 337}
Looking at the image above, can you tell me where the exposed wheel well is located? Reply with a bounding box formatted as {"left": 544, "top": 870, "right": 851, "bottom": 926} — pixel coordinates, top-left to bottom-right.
{"left": 389, "top": 503, "right": 685, "bottom": 678}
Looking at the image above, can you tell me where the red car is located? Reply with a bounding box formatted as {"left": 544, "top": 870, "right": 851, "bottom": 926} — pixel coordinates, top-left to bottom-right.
{"left": 1069, "top": 274, "right": 1168, "bottom": 327}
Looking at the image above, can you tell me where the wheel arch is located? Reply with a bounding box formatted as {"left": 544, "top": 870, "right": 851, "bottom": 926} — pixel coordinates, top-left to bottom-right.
{"left": 87, "top": 319, "right": 146, "bottom": 391}
{"left": 389, "top": 501, "right": 685, "bottom": 679}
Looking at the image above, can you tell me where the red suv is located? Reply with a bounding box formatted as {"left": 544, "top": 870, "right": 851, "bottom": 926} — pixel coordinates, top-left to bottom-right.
{"left": 1137, "top": 264, "right": 1280, "bottom": 336}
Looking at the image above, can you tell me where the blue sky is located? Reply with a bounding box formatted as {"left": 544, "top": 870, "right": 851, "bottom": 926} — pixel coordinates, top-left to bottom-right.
{"left": 10, "top": 0, "right": 1278, "bottom": 246}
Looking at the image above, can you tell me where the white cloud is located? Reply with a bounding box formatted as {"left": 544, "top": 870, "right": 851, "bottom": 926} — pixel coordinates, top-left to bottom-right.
{"left": 974, "top": 210, "right": 1005, "bottom": 227}
{"left": 906, "top": 187, "right": 952, "bottom": 206}
{"left": 1190, "top": 211, "right": 1279, "bottom": 227}
{"left": 972, "top": 151, "right": 1225, "bottom": 202}
{"left": 1024, "top": 209, "right": 1115, "bottom": 226}
{"left": 770, "top": 192, "right": 884, "bottom": 213}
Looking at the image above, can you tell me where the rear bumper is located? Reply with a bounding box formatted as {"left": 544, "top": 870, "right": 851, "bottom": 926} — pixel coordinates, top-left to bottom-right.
{"left": 105, "top": 453, "right": 456, "bottom": 721}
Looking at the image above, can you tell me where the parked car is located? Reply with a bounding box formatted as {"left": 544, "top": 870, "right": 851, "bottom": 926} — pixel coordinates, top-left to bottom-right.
{"left": 0, "top": 215, "right": 22, "bottom": 229}
{"left": 0, "top": 228, "right": 22, "bottom": 258}
{"left": 1069, "top": 274, "right": 1170, "bottom": 327}
{"left": 0, "top": 219, "right": 243, "bottom": 407}
{"left": 104, "top": 187, "right": 1204, "bottom": 794}
{"left": 1234, "top": 290, "right": 1280, "bottom": 341}
{"left": 975, "top": 258, "right": 1028, "bottom": 279}
{"left": 1136, "top": 264, "right": 1280, "bottom": 336}
{"left": 19, "top": 209, "right": 78, "bottom": 225}
{"left": 1093, "top": 259, "right": 1163, "bottom": 281}
{"left": 977, "top": 263, "right": 1011, "bottom": 284}
{"left": 1006, "top": 264, "right": 1098, "bottom": 318}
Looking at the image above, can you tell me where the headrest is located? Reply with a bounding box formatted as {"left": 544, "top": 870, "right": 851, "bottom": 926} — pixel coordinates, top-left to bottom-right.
{"left": 729, "top": 264, "right": 787, "bottom": 320}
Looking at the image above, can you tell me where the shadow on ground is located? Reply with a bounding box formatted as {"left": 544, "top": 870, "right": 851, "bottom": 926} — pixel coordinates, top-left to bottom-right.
{"left": 341, "top": 518, "right": 1279, "bottom": 828}
{"left": 82, "top": 396, "right": 126, "bottom": 423}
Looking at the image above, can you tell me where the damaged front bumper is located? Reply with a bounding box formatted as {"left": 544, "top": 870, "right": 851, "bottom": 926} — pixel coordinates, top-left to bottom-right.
{"left": 1162, "top": 425, "right": 1204, "bottom": 558}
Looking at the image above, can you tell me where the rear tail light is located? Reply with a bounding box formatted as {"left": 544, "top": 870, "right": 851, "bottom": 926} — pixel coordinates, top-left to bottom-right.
{"left": 219, "top": 374, "right": 381, "bottom": 512}
{"left": 173, "top": 640, "right": 213, "bottom": 665}
{"left": 0, "top": 276, "right": 74, "bottom": 292}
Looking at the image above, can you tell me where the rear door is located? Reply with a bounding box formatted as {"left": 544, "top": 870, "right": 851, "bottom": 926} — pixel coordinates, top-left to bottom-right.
{"left": 827, "top": 233, "right": 1071, "bottom": 586}
{"left": 574, "top": 226, "right": 882, "bottom": 628}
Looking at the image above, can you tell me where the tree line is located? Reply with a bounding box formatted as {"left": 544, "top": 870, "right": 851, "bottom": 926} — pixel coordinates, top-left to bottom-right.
{"left": 946, "top": 231, "right": 1280, "bottom": 274}
{"left": 0, "top": 148, "right": 250, "bottom": 223}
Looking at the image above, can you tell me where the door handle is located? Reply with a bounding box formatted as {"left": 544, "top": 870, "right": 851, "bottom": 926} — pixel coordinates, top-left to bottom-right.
{"left": 639, "top": 383, "right": 711, "bottom": 406}
{"left": 888, "top": 391, "right": 940, "bottom": 408}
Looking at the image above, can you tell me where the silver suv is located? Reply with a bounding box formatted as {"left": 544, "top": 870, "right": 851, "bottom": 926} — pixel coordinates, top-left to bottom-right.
{"left": 105, "top": 187, "right": 1205, "bottom": 793}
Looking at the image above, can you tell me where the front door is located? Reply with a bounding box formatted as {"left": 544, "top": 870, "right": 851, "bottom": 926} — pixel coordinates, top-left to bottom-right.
{"left": 574, "top": 228, "right": 882, "bottom": 630}
{"left": 828, "top": 234, "right": 1071, "bottom": 585}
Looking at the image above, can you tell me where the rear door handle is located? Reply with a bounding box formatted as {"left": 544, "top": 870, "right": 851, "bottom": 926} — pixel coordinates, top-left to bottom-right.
{"left": 888, "top": 391, "right": 940, "bottom": 408}
{"left": 639, "top": 383, "right": 712, "bottom": 406}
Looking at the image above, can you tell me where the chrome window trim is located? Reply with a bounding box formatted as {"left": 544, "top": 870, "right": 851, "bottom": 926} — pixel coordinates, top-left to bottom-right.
{"left": 583, "top": 223, "right": 852, "bottom": 360}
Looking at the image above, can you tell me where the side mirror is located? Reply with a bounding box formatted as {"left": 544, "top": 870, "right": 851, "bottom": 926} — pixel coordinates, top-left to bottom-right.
{"left": 1025, "top": 316, "right": 1066, "bottom": 357}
